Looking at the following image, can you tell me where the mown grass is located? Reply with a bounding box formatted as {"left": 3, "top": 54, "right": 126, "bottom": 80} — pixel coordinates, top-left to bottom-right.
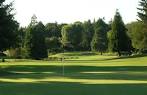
{"left": 0, "top": 52, "right": 147, "bottom": 95}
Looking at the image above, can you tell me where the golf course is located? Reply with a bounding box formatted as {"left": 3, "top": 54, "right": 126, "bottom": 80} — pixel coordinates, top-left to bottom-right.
{"left": 0, "top": 52, "right": 147, "bottom": 95}
{"left": 1, "top": 0, "right": 147, "bottom": 94}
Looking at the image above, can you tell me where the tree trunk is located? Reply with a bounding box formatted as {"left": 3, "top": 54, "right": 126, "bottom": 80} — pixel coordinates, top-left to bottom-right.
{"left": 118, "top": 51, "right": 121, "bottom": 56}
{"left": 2, "top": 58, "right": 5, "bottom": 62}
{"left": 100, "top": 52, "right": 103, "bottom": 55}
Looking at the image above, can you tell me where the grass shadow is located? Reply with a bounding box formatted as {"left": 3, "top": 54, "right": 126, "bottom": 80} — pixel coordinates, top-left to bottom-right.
{"left": 1, "top": 65, "right": 147, "bottom": 81}
{"left": 0, "top": 81, "right": 147, "bottom": 95}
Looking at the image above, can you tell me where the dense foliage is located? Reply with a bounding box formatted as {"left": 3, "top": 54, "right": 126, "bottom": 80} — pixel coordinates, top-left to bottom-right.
{"left": 61, "top": 22, "right": 83, "bottom": 51}
{"left": 127, "top": 22, "right": 144, "bottom": 52}
{"left": 25, "top": 16, "right": 47, "bottom": 59}
{"left": 137, "top": 0, "right": 147, "bottom": 52}
{"left": 108, "top": 11, "right": 132, "bottom": 56}
{"left": 91, "top": 19, "right": 109, "bottom": 54}
{"left": 2, "top": 0, "right": 147, "bottom": 59}
{"left": 0, "top": 0, "right": 19, "bottom": 52}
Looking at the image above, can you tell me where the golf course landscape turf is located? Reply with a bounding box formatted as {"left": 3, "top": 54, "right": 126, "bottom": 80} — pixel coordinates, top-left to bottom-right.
{"left": 0, "top": 52, "right": 147, "bottom": 95}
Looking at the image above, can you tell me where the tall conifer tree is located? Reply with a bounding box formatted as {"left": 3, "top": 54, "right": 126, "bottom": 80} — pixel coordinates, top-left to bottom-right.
{"left": 109, "top": 10, "right": 132, "bottom": 56}
{"left": 91, "top": 19, "right": 108, "bottom": 54}
{"left": 0, "top": 0, "right": 19, "bottom": 52}
{"left": 137, "top": 0, "right": 147, "bottom": 51}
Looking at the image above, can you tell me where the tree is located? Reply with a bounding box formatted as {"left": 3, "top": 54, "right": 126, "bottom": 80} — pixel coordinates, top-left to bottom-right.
{"left": 91, "top": 19, "right": 108, "bottom": 54}
{"left": 17, "top": 27, "right": 26, "bottom": 48}
{"left": 109, "top": 10, "right": 132, "bottom": 56}
{"left": 91, "top": 27, "right": 105, "bottom": 54}
{"left": 30, "top": 22, "right": 48, "bottom": 59}
{"left": 137, "top": 0, "right": 147, "bottom": 52}
{"left": 45, "top": 37, "right": 61, "bottom": 53}
{"left": 24, "top": 15, "right": 37, "bottom": 58}
{"left": 61, "top": 24, "right": 73, "bottom": 51}
{"left": 24, "top": 26, "right": 33, "bottom": 58}
{"left": 25, "top": 16, "right": 47, "bottom": 59}
{"left": 71, "top": 22, "right": 83, "bottom": 50}
{"left": 30, "top": 14, "right": 38, "bottom": 26}
{"left": 81, "top": 20, "right": 94, "bottom": 50}
{"left": 126, "top": 21, "right": 144, "bottom": 52}
{"left": 45, "top": 23, "right": 61, "bottom": 37}
{"left": 61, "top": 22, "right": 83, "bottom": 51}
{"left": 0, "top": 0, "right": 19, "bottom": 53}
{"left": 8, "top": 27, "right": 27, "bottom": 58}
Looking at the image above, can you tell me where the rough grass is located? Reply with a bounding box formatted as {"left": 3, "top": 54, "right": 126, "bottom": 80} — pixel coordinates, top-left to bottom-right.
{"left": 0, "top": 52, "right": 147, "bottom": 95}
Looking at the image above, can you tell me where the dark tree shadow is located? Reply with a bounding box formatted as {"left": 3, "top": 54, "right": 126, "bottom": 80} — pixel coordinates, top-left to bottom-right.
{"left": 1, "top": 65, "right": 147, "bottom": 81}
{"left": 0, "top": 81, "right": 147, "bottom": 95}
{"left": 1, "top": 65, "right": 147, "bottom": 95}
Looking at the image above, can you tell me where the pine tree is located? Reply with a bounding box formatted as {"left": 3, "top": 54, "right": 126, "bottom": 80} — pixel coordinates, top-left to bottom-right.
{"left": 91, "top": 19, "right": 108, "bottom": 54}
{"left": 0, "top": 0, "right": 19, "bottom": 52}
{"left": 24, "top": 15, "right": 37, "bottom": 58}
{"left": 91, "top": 27, "right": 107, "bottom": 54}
{"left": 30, "top": 22, "right": 48, "bottom": 59}
{"left": 109, "top": 10, "right": 132, "bottom": 56}
{"left": 81, "top": 20, "right": 94, "bottom": 51}
{"left": 25, "top": 16, "right": 47, "bottom": 59}
{"left": 138, "top": 0, "right": 147, "bottom": 23}
{"left": 137, "top": 0, "right": 147, "bottom": 52}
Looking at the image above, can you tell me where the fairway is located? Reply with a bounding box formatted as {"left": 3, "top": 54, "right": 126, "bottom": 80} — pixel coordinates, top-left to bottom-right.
{"left": 0, "top": 53, "right": 147, "bottom": 95}
{"left": 1, "top": 0, "right": 147, "bottom": 95}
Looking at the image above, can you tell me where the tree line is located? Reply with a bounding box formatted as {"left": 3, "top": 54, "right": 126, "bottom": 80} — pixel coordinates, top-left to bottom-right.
{"left": 0, "top": 0, "right": 147, "bottom": 60}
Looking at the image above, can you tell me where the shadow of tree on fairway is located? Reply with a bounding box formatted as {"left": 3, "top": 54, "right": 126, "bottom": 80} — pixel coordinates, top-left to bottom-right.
{"left": 1, "top": 65, "right": 147, "bottom": 95}
{"left": 0, "top": 81, "right": 147, "bottom": 95}
{"left": 1, "top": 65, "right": 147, "bottom": 81}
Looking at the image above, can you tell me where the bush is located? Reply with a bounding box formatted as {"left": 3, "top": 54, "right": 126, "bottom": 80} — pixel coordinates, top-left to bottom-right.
{"left": 8, "top": 48, "right": 28, "bottom": 59}
{"left": 0, "top": 52, "right": 6, "bottom": 57}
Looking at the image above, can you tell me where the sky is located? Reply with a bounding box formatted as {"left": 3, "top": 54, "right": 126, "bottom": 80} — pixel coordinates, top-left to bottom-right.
{"left": 7, "top": 0, "right": 139, "bottom": 26}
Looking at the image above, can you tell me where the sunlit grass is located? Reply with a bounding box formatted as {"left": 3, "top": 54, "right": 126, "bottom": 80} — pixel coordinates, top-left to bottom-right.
{"left": 1, "top": 77, "right": 147, "bottom": 84}
{"left": 0, "top": 52, "right": 147, "bottom": 95}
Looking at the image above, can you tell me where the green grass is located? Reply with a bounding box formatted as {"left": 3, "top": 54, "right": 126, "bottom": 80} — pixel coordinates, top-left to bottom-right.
{"left": 0, "top": 52, "right": 147, "bottom": 95}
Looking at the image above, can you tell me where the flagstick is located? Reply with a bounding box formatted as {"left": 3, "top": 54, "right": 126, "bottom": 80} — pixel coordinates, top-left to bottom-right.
{"left": 62, "top": 58, "right": 64, "bottom": 76}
